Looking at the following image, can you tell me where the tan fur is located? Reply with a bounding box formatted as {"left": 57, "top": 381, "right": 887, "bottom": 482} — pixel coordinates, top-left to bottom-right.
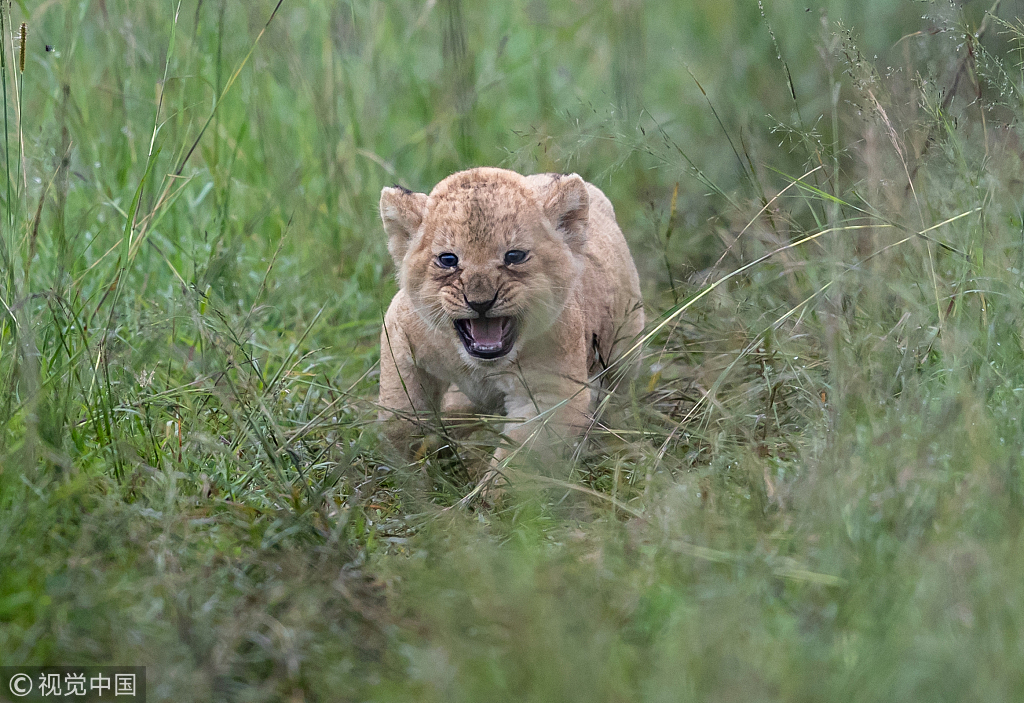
{"left": 378, "top": 167, "right": 644, "bottom": 476}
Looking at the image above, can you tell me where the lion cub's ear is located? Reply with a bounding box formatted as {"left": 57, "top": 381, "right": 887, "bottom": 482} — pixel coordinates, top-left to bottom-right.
{"left": 541, "top": 174, "right": 589, "bottom": 253}
{"left": 380, "top": 186, "right": 429, "bottom": 264}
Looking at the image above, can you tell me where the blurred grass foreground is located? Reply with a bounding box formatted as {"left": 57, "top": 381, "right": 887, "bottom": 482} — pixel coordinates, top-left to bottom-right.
{"left": 3, "top": 0, "right": 1024, "bottom": 700}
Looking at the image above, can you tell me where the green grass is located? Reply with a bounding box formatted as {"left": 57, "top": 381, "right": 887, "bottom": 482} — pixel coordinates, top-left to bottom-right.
{"left": 3, "top": 0, "right": 1024, "bottom": 699}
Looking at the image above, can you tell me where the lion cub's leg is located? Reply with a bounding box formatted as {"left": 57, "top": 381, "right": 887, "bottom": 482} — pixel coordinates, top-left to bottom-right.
{"left": 440, "top": 386, "right": 508, "bottom": 490}
{"left": 440, "top": 387, "right": 483, "bottom": 439}
{"left": 501, "top": 384, "right": 591, "bottom": 455}
{"left": 378, "top": 313, "right": 447, "bottom": 456}
{"left": 469, "top": 370, "right": 592, "bottom": 504}
{"left": 506, "top": 333, "right": 594, "bottom": 450}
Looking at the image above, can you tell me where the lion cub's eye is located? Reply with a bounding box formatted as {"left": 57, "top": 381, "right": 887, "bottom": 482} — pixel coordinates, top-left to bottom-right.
{"left": 504, "top": 250, "right": 528, "bottom": 265}
{"left": 436, "top": 253, "right": 459, "bottom": 268}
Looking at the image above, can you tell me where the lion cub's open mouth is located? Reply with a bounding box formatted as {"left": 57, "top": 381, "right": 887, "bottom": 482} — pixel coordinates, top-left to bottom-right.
{"left": 454, "top": 316, "right": 517, "bottom": 359}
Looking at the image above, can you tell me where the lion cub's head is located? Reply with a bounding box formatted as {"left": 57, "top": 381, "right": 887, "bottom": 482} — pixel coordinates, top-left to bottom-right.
{"left": 380, "top": 167, "right": 589, "bottom": 363}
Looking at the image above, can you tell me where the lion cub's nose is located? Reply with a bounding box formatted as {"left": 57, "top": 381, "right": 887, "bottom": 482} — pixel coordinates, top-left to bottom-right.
{"left": 466, "top": 295, "right": 496, "bottom": 316}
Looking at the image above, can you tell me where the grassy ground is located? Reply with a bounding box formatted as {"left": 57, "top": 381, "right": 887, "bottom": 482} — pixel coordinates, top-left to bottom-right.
{"left": 3, "top": 0, "right": 1024, "bottom": 699}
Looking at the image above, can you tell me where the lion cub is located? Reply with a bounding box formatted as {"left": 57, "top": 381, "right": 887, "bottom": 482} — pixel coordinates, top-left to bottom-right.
{"left": 378, "top": 167, "right": 643, "bottom": 479}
